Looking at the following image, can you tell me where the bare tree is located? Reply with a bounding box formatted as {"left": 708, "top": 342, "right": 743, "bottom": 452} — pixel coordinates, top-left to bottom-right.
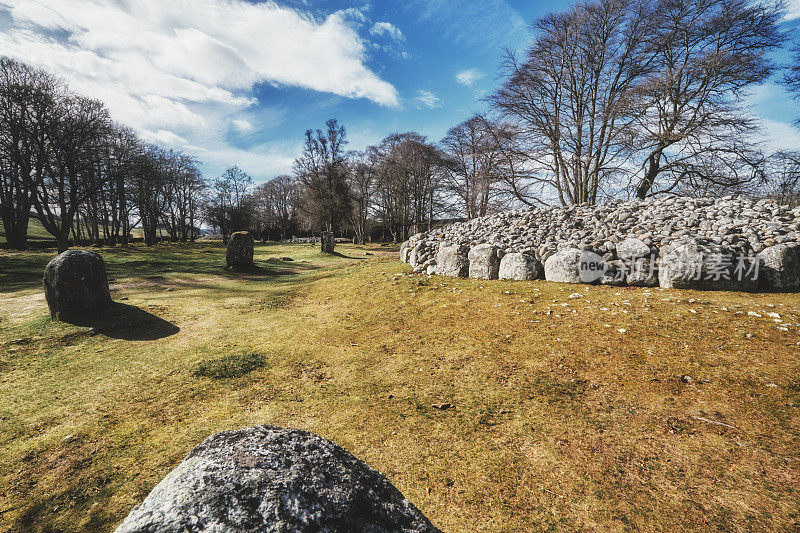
{"left": 631, "top": 0, "right": 784, "bottom": 198}
{"left": 371, "top": 132, "right": 445, "bottom": 241}
{"left": 346, "top": 150, "right": 377, "bottom": 244}
{"left": 763, "top": 151, "right": 800, "bottom": 207}
{"left": 493, "top": 0, "right": 656, "bottom": 206}
{"left": 440, "top": 116, "right": 506, "bottom": 218}
{"left": 208, "top": 166, "right": 253, "bottom": 243}
{"left": 293, "top": 119, "right": 352, "bottom": 233}
{"left": 252, "top": 175, "right": 299, "bottom": 241}
{"left": 28, "top": 94, "right": 112, "bottom": 252}
{"left": 0, "top": 58, "right": 58, "bottom": 249}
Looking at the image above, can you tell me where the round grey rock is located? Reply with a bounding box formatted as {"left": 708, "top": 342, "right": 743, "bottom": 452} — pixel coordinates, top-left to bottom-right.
{"left": 758, "top": 244, "right": 800, "bottom": 290}
{"left": 616, "top": 238, "right": 651, "bottom": 260}
{"left": 498, "top": 253, "right": 543, "bottom": 280}
{"left": 544, "top": 248, "right": 584, "bottom": 283}
{"left": 115, "top": 426, "right": 440, "bottom": 533}
{"left": 435, "top": 245, "right": 469, "bottom": 277}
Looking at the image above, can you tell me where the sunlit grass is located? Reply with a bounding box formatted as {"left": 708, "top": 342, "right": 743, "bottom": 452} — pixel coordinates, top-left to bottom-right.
{"left": 0, "top": 241, "right": 799, "bottom": 531}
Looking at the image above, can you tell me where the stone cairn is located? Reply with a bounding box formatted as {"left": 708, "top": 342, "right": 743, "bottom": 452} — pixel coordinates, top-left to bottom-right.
{"left": 115, "top": 425, "right": 440, "bottom": 533}
{"left": 43, "top": 250, "right": 112, "bottom": 320}
{"left": 226, "top": 231, "right": 254, "bottom": 270}
{"left": 400, "top": 196, "right": 800, "bottom": 291}
{"left": 321, "top": 231, "right": 335, "bottom": 253}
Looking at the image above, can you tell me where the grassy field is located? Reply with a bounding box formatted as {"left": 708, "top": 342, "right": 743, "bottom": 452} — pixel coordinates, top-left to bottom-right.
{"left": 0, "top": 219, "right": 54, "bottom": 245}
{"left": 1, "top": 242, "right": 799, "bottom": 531}
{"left": 1, "top": 219, "right": 154, "bottom": 245}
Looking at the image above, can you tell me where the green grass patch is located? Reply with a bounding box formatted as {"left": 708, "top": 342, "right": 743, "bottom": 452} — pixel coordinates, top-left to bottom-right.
{"left": 193, "top": 352, "right": 267, "bottom": 379}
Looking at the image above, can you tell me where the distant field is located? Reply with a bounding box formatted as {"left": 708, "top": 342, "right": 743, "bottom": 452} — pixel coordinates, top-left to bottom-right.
{"left": 1, "top": 242, "right": 799, "bottom": 531}
{"left": 0, "top": 219, "right": 54, "bottom": 244}
{"left": 2, "top": 219, "right": 173, "bottom": 244}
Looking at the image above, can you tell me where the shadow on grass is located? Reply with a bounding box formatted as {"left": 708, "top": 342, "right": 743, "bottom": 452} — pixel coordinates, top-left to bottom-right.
{"left": 225, "top": 263, "right": 307, "bottom": 278}
{"left": 0, "top": 254, "right": 52, "bottom": 293}
{"left": 322, "top": 251, "right": 366, "bottom": 260}
{"left": 66, "top": 302, "right": 179, "bottom": 341}
{"left": 0, "top": 244, "right": 311, "bottom": 292}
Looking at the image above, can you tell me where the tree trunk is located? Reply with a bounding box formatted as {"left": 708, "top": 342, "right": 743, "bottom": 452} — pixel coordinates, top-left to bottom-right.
{"left": 57, "top": 232, "right": 69, "bottom": 254}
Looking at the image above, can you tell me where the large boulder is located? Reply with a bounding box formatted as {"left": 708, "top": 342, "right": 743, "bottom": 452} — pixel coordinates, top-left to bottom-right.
{"left": 544, "top": 248, "right": 606, "bottom": 284}
{"left": 658, "top": 239, "right": 755, "bottom": 290}
{"left": 321, "top": 231, "right": 335, "bottom": 253}
{"left": 758, "top": 244, "right": 800, "bottom": 290}
{"left": 626, "top": 258, "right": 658, "bottom": 287}
{"left": 226, "top": 231, "right": 254, "bottom": 269}
{"left": 115, "top": 426, "right": 439, "bottom": 533}
{"left": 435, "top": 245, "right": 469, "bottom": 277}
{"left": 498, "top": 253, "right": 543, "bottom": 281}
{"left": 468, "top": 244, "right": 500, "bottom": 280}
{"left": 43, "top": 250, "right": 111, "bottom": 321}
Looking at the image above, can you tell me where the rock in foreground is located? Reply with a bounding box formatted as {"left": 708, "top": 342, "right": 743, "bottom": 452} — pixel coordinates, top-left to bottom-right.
{"left": 226, "top": 231, "right": 254, "bottom": 269}
{"left": 43, "top": 250, "right": 111, "bottom": 320}
{"left": 115, "top": 425, "right": 440, "bottom": 533}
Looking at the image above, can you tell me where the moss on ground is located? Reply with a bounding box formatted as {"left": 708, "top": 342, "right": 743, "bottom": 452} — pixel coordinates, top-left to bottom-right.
{"left": 193, "top": 353, "right": 267, "bottom": 379}
{"left": 0, "top": 241, "right": 799, "bottom": 531}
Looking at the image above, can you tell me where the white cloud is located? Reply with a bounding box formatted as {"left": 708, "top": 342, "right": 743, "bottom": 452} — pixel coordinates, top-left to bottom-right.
{"left": 456, "top": 68, "right": 483, "bottom": 86}
{"left": 755, "top": 119, "right": 800, "bottom": 153}
{"left": 370, "top": 21, "right": 405, "bottom": 42}
{"left": 785, "top": 0, "right": 800, "bottom": 20}
{"left": 0, "top": 0, "right": 400, "bottom": 137}
{"left": 0, "top": 0, "right": 400, "bottom": 182}
{"left": 232, "top": 119, "right": 254, "bottom": 133}
{"left": 414, "top": 89, "right": 441, "bottom": 109}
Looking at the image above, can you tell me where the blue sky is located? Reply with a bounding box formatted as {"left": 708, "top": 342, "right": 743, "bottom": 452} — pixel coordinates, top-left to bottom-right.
{"left": 2, "top": 0, "right": 800, "bottom": 183}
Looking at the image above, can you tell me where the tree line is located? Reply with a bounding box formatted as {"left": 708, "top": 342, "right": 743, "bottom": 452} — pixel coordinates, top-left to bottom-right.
{"left": 3, "top": 0, "right": 800, "bottom": 251}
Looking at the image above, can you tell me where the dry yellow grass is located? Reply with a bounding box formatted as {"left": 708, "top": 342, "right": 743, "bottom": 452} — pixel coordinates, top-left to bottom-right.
{"left": 1, "top": 242, "right": 799, "bottom": 531}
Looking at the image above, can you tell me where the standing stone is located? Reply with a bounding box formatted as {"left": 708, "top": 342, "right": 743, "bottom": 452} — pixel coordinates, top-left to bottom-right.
{"left": 758, "top": 244, "right": 800, "bottom": 290}
{"left": 435, "top": 245, "right": 469, "bottom": 277}
{"left": 468, "top": 244, "right": 501, "bottom": 279}
{"left": 115, "top": 426, "right": 440, "bottom": 533}
{"left": 226, "top": 231, "right": 254, "bottom": 269}
{"left": 43, "top": 250, "right": 112, "bottom": 321}
{"left": 321, "top": 231, "right": 335, "bottom": 253}
{"left": 498, "top": 253, "right": 542, "bottom": 280}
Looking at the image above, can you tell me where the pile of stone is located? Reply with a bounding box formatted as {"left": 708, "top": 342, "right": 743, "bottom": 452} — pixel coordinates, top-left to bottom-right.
{"left": 400, "top": 196, "right": 800, "bottom": 291}
{"left": 116, "top": 426, "right": 439, "bottom": 532}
